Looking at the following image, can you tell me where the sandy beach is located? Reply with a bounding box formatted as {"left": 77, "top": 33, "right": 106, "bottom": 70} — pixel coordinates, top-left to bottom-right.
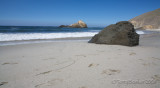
{"left": 0, "top": 34, "right": 160, "bottom": 88}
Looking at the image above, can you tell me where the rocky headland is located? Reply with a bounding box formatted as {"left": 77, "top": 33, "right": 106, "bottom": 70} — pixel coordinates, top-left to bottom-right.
{"left": 129, "top": 8, "right": 160, "bottom": 29}
{"left": 59, "top": 20, "right": 87, "bottom": 28}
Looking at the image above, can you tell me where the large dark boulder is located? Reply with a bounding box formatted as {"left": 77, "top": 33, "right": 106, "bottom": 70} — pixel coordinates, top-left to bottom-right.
{"left": 89, "top": 21, "right": 139, "bottom": 46}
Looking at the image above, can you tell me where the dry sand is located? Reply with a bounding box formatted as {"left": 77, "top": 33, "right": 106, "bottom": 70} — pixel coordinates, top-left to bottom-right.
{"left": 0, "top": 34, "right": 160, "bottom": 88}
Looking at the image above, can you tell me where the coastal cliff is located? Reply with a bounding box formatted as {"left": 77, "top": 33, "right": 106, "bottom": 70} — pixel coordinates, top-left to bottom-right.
{"left": 129, "top": 8, "right": 160, "bottom": 29}
{"left": 59, "top": 20, "right": 87, "bottom": 28}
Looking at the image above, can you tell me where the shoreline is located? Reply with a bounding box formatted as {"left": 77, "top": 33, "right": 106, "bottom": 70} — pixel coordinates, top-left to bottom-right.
{"left": 0, "top": 29, "right": 159, "bottom": 45}
{"left": 0, "top": 37, "right": 91, "bottom": 46}
{"left": 0, "top": 32, "right": 160, "bottom": 46}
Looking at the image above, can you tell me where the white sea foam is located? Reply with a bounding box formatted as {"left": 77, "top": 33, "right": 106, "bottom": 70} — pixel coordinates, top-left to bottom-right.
{"left": 0, "top": 32, "right": 98, "bottom": 41}
{"left": 136, "top": 30, "right": 145, "bottom": 34}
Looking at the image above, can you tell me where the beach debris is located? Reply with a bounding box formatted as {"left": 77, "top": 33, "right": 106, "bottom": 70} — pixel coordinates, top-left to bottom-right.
{"left": 89, "top": 21, "right": 139, "bottom": 46}
{"left": 88, "top": 64, "right": 93, "bottom": 67}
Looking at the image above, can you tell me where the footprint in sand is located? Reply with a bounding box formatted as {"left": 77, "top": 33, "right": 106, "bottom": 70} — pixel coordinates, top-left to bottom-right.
{"left": 88, "top": 63, "right": 99, "bottom": 67}
{"left": 36, "top": 70, "right": 52, "bottom": 76}
{"left": 36, "top": 60, "right": 75, "bottom": 76}
{"left": 142, "top": 63, "right": 151, "bottom": 66}
{"left": 88, "top": 54, "right": 99, "bottom": 56}
{"left": 42, "top": 58, "right": 56, "bottom": 60}
{"left": 138, "top": 59, "right": 143, "bottom": 61}
{"left": 35, "top": 83, "right": 45, "bottom": 88}
{"left": 151, "top": 57, "right": 160, "bottom": 60}
{"left": 35, "top": 78, "right": 63, "bottom": 88}
{"left": 79, "top": 86, "right": 87, "bottom": 88}
{"left": 102, "top": 69, "right": 120, "bottom": 75}
{"left": 152, "top": 75, "right": 160, "bottom": 82}
{"left": 129, "top": 52, "right": 136, "bottom": 55}
{"left": 47, "top": 79, "right": 63, "bottom": 86}
{"left": 0, "top": 82, "right": 8, "bottom": 86}
{"left": 142, "top": 61, "right": 157, "bottom": 66}
{"left": 2, "top": 62, "right": 18, "bottom": 65}
{"left": 96, "top": 50, "right": 105, "bottom": 52}
{"left": 76, "top": 55, "right": 86, "bottom": 57}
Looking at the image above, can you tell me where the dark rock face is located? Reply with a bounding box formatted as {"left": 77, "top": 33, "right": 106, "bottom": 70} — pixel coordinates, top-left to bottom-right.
{"left": 89, "top": 21, "right": 139, "bottom": 46}
{"left": 59, "top": 25, "right": 68, "bottom": 27}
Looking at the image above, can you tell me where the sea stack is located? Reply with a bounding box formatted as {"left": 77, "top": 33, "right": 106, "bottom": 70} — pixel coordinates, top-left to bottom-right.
{"left": 129, "top": 8, "right": 160, "bottom": 29}
{"left": 59, "top": 20, "right": 87, "bottom": 28}
{"left": 89, "top": 21, "right": 139, "bottom": 46}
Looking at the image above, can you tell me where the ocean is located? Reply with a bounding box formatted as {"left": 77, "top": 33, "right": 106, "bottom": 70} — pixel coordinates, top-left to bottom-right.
{"left": 0, "top": 26, "right": 103, "bottom": 41}
{"left": 0, "top": 26, "right": 156, "bottom": 46}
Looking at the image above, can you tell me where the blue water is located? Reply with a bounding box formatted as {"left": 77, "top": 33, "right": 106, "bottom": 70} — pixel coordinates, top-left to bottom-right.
{"left": 0, "top": 26, "right": 103, "bottom": 33}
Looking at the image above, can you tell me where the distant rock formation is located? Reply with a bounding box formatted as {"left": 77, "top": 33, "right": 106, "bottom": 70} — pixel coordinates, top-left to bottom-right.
{"left": 89, "top": 21, "right": 139, "bottom": 46}
{"left": 59, "top": 20, "right": 87, "bottom": 28}
{"left": 59, "top": 25, "right": 68, "bottom": 27}
{"left": 129, "top": 8, "right": 160, "bottom": 29}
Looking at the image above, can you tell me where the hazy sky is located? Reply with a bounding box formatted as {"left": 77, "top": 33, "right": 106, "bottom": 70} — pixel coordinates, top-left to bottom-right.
{"left": 0, "top": 0, "right": 159, "bottom": 27}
